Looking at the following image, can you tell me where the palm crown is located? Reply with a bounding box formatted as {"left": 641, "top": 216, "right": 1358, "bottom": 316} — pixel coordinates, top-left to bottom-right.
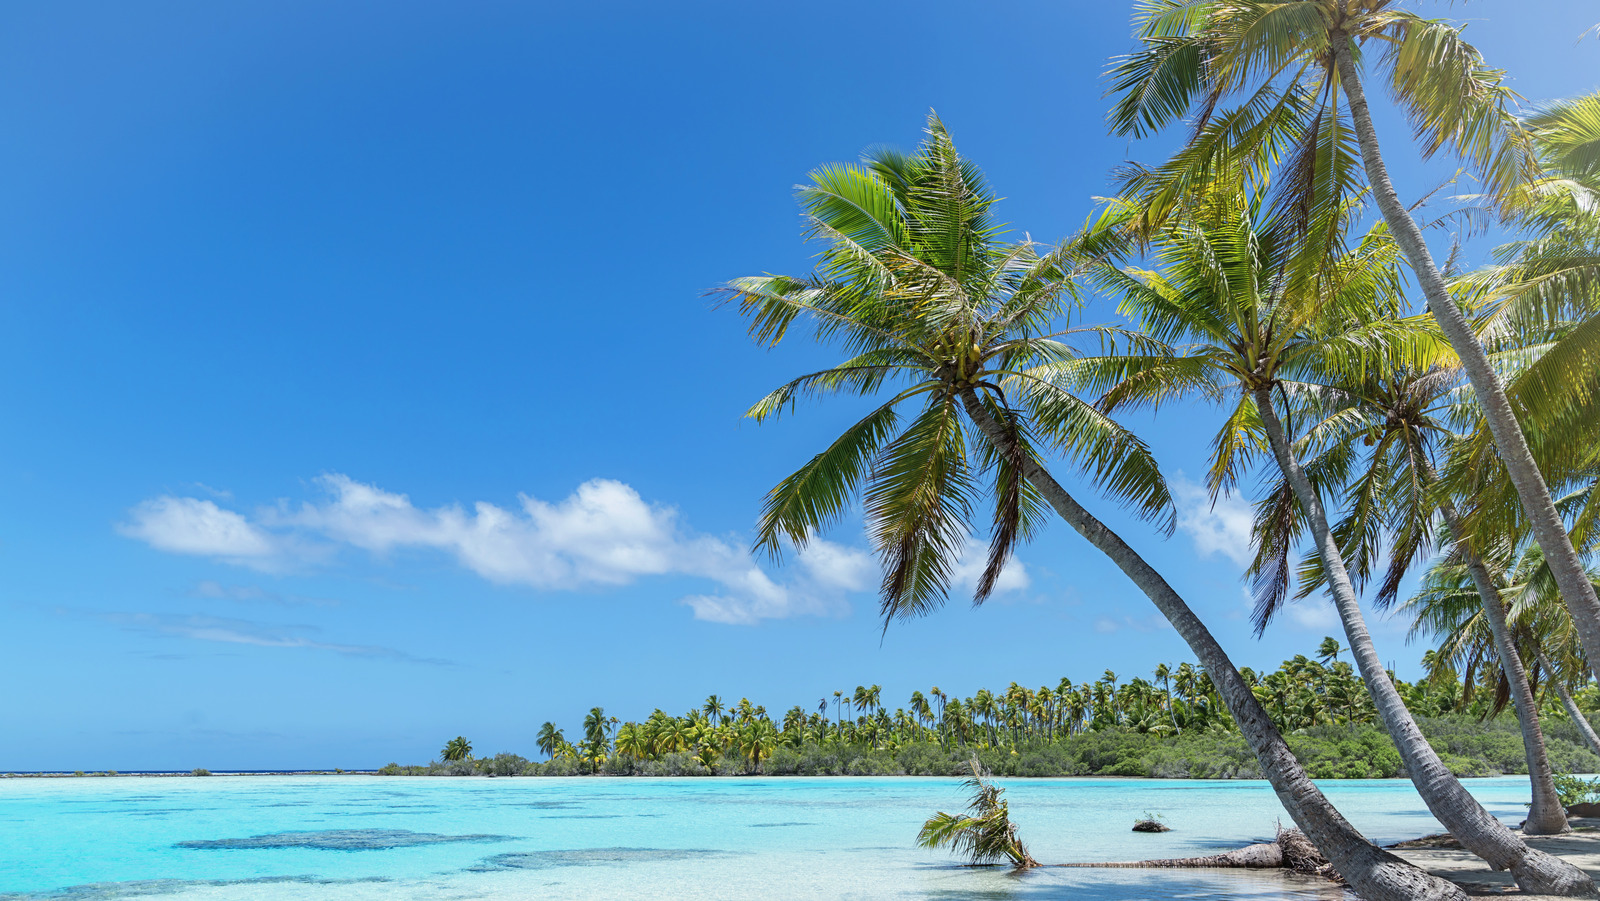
{"left": 721, "top": 114, "right": 1172, "bottom": 623}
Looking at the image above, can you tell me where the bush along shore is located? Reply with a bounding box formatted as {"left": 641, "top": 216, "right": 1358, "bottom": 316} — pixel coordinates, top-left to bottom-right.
{"left": 383, "top": 641, "right": 1600, "bottom": 778}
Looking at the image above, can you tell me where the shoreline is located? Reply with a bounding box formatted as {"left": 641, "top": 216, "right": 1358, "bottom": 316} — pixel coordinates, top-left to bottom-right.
{"left": 0, "top": 770, "right": 1551, "bottom": 780}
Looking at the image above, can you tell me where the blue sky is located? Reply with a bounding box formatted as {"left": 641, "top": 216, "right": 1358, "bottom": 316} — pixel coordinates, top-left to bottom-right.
{"left": 3, "top": 1, "right": 1597, "bottom": 771}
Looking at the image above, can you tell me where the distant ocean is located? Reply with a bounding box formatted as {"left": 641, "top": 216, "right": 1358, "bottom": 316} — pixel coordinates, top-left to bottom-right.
{"left": 0, "top": 775, "right": 1537, "bottom": 900}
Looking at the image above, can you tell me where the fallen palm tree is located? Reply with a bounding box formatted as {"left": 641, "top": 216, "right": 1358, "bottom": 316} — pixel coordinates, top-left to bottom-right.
{"left": 917, "top": 757, "right": 1039, "bottom": 869}
{"left": 1058, "top": 826, "right": 1337, "bottom": 880}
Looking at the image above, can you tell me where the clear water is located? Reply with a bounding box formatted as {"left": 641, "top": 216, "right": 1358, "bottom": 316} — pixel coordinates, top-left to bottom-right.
{"left": 0, "top": 775, "right": 1538, "bottom": 900}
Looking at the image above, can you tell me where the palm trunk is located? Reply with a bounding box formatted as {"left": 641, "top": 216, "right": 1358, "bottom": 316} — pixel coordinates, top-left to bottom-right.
{"left": 1332, "top": 37, "right": 1600, "bottom": 687}
{"left": 1438, "top": 501, "right": 1569, "bottom": 834}
{"left": 1539, "top": 649, "right": 1600, "bottom": 759}
{"left": 1252, "top": 385, "right": 1592, "bottom": 895}
{"left": 960, "top": 392, "right": 1466, "bottom": 901}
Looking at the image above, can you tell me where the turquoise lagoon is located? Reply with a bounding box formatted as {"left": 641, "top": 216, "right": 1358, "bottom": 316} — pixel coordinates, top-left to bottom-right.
{"left": 0, "top": 775, "right": 1540, "bottom": 900}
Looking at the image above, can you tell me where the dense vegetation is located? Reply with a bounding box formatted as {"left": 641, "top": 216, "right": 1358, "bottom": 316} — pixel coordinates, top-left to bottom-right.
{"left": 382, "top": 639, "right": 1600, "bottom": 779}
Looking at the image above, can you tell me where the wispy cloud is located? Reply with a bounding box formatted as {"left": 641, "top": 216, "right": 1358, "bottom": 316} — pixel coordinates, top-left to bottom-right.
{"left": 1172, "top": 476, "right": 1254, "bottom": 568}
{"left": 1287, "top": 598, "right": 1339, "bottom": 631}
{"left": 97, "top": 611, "right": 452, "bottom": 665}
{"left": 122, "top": 475, "right": 1029, "bottom": 626}
{"left": 189, "top": 580, "right": 337, "bottom": 607}
{"left": 1092, "top": 613, "right": 1173, "bottom": 634}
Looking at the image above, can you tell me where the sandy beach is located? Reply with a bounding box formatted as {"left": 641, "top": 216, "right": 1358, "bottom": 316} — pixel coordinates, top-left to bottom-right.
{"left": 1391, "top": 820, "right": 1600, "bottom": 899}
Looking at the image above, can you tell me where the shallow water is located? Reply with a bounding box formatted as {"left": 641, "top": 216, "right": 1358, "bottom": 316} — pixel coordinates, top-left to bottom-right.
{"left": 0, "top": 775, "right": 1540, "bottom": 900}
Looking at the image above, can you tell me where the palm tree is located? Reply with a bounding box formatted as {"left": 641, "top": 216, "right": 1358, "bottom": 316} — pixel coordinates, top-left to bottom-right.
{"left": 917, "top": 757, "right": 1038, "bottom": 869}
{"left": 577, "top": 739, "right": 608, "bottom": 776}
{"left": 441, "top": 736, "right": 472, "bottom": 762}
{"left": 1542, "top": 646, "right": 1600, "bottom": 759}
{"left": 1316, "top": 637, "right": 1345, "bottom": 666}
{"left": 1496, "top": 544, "right": 1600, "bottom": 759}
{"left": 1107, "top": 0, "right": 1600, "bottom": 708}
{"left": 1399, "top": 542, "right": 1568, "bottom": 832}
{"left": 1155, "top": 663, "right": 1178, "bottom": 731}
{"left": 1087, "top": 169, "right": 1587, "bottom": 888}
{"left": 536, "top": 722, "right": 564, "bottom": 760}
{"left": 736, "top": 719, "right": 780, "bottom": 774}
{"left": 1290, "top": 362, "right": 1571, "bottom": 834}
{"left": 972, "top": 689, "right": 998, "bottom": 747}
{"left": 583, "top": 706, "right": 612, "bottom": 754}
{"left": 614, "top": 723, "right": 648, "bottom": 774}
{"left": 721, "top": 113, "right": 1461, "bottom": 901}
{"left": 703, "top": 695, "right": 725, "bottom": 726}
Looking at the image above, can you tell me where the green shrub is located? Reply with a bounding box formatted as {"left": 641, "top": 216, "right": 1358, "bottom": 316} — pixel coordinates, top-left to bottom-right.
{"left": 1554, "top": 773, "right": 1600, "bottom": 807}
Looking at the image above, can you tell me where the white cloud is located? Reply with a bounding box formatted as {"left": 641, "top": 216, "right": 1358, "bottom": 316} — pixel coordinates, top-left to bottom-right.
{"left": 950, "top": 538, "right": 1031, "bottom": 595}
{"left": 1288, "top": 598, "right": 1340, "bottom": 631}
{"left": 124, "top": 475, "right": 954, "bottom": 626}
{"left": 100, "top": 611, "right": 449, "bottom": 665}
{"left": 1172, "top": 477, "right": 1254, "bottom": 568}
{"left": 118, "top": 497, "right": 278, "bottom": 561}
{"left": 798, "top": 541, "right": 876, "bottom": 592}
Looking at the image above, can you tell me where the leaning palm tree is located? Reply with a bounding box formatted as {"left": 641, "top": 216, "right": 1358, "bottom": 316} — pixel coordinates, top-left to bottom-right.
{"left": 1247, "top": 358, "right": 1573, "bottom": 834}
{"left": 721, "top": 113, "right": 1463, "bottom": 901}
{"left": 1085, "top": 170, "right": 1589, "bottom": 891}
{"left": 1400, "top": 545, "right": 1573, "bottom": 827}
{"left": 441, "top": 736, "right": 472, "bottom": 762}
{"left": 918, "top": 757, "right": 1038, "bottom": 869}
{"left": 1500, "top": 544, "right": 1600, "bottom": 759}
{"left": 1107, "top": 0, "right": 1600, "bottom": 697}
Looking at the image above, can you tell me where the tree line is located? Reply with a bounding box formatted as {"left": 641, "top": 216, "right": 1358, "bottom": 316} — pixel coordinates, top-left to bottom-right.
{"left": 399, "top": 636, "right": 1600, "bottom": 780}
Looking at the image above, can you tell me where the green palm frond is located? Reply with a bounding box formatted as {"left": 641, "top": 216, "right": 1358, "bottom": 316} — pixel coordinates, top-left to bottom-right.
{"left": 1527, "top": 94, "right": 1600, "bottom": 178}
{"left": 1106, "top": 1, "right": 1215, "bottom": 139}
{"left": 1376, "top": 13, "right": 1539, "bottom": 210}
{"left": 1004, "top": 367, "right": 1176, "bottom": 528}
{"left": 746, "top": 349, "right": 929, "bottom": 423}
{"left": 867, "top": 398, "right": 978, "bottom": 623}
{"left": 755, "top": 394, "right": 908, "bottom": 560}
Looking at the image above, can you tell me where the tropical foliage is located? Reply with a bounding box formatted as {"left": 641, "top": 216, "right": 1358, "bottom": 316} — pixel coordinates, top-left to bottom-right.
{"left": 384, "top": 639, "right": 1600, "bottom": 779}
{"left": 440, "top": 736, "right": 472, "bottom": 762}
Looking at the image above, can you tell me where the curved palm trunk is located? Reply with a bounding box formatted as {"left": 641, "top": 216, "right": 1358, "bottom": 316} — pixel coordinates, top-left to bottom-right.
{"left": 1439, "top": 501, "right": 1569, "bottom": 834}
{"left": 1538, "top": 649, "right": 1600, "bottom": 759}
{"left": 961, "top": 392, "right": 1466, "bottom": 901}
{"left": 1332, "top": 38, "right": 1600, "bottom": 688}
{"left": 1253, "top": 387, "right": 1592, "bottom": 895}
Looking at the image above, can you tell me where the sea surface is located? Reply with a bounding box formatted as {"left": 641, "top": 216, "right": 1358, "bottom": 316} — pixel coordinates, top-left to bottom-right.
{"left": 0, "top": 774, "right": 1544, "bottom": 900}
